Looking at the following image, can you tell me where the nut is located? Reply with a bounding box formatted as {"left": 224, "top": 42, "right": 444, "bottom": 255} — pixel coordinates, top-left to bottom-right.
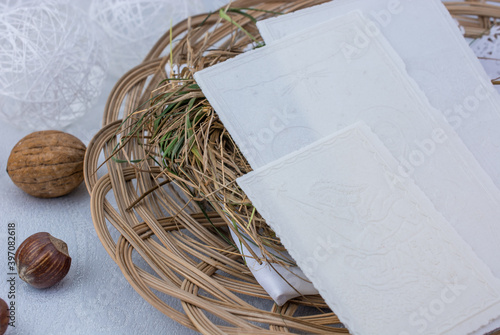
{"left": 6, "top": 130, "right": 86, "bottom": 198}
{"left": 15, "top": 232, "right": 71, "bottom": 289}
{"left": 0, "top": 298, "right": 8, "bottom": 335}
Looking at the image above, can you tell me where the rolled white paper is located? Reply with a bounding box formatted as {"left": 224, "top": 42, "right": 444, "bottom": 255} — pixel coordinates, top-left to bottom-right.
{"left": 228, "top": 229, "right": 319, "bottom": 306}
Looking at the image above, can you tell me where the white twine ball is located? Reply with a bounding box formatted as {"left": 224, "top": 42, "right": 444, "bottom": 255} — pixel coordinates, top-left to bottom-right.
{"left": 0, "top": 1, "right": 107, "bottom": 130}
{"left": 0, "top": 0, "right": 70, "bottom": 9}
{"left": 89, "top": 0, "right": 205, "bottom": 77}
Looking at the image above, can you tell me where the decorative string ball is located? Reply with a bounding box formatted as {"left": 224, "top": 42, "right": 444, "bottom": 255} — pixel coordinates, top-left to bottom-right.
{"left": 0, "top": 0, "right": 70, "bottom": 10}
{"left": 89, "top": 0, "right": 204, "bottom": 77}
{"left": 0, "top": 0, "right": 33, "bottom": 10}
{"left": 0, "top": 1, "right": 107, "bottom": 130}
{"left": 470, "top": 26, "right": 500, "bottom": 82}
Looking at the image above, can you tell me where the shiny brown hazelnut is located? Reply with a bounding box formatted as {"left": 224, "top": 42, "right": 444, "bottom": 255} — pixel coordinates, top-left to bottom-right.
{"left": 0, "top": 298, "right": 8, "bottom": 335}
{"left": 15, "top": 232, "right": 71, "bottom": 289}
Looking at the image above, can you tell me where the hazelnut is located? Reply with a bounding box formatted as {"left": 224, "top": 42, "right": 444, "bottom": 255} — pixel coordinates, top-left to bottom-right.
{"left": 6, "top": 130, "right": 86, "bottom": 198}
{"left": 15, "top": 232, "right": 71, "bottom": 289}
{"left": 0, "top": 298, "right": 8, "bottom": 335}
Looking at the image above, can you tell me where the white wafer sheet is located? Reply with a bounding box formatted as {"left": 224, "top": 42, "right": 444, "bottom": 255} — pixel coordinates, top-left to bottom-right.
{"left": 195, "top": 10, "right": 500, "bottom": 280}
{"left": 258, "top": 2, "right": 500, "bottom": 331}
{"left": 237, "top": 122, "right": 500, "bottom": 335}
{"left": 258, "top": 0, "right": 500, "bottom": 189}
{"left": 194, "top": 10, "right": 500, "bottom": 332}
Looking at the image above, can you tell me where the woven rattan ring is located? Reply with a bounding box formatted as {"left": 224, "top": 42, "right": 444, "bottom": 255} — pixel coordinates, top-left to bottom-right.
{"left": 84, "top": 1, "right": 500, "bottom": 334}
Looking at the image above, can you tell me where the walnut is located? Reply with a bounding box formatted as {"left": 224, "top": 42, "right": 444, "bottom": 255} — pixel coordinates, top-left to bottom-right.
{"left": 7, "top": 131, "right": 86, "bottom": 198}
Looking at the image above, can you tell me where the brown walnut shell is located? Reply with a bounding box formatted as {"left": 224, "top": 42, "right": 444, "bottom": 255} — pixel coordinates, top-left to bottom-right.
{"left": 15, "top": 232, "right": 71, "bottom": 289}
{"left": 6, "top": 130, "right": 86, "bottom": 198}
{"left": 0, "top": 298, "right": 8, "bottom": 335}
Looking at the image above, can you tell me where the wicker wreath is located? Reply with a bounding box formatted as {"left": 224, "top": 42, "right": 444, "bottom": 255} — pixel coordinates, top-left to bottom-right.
{"left": 84, "top": 1, "right": 500, "bottom": 334}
